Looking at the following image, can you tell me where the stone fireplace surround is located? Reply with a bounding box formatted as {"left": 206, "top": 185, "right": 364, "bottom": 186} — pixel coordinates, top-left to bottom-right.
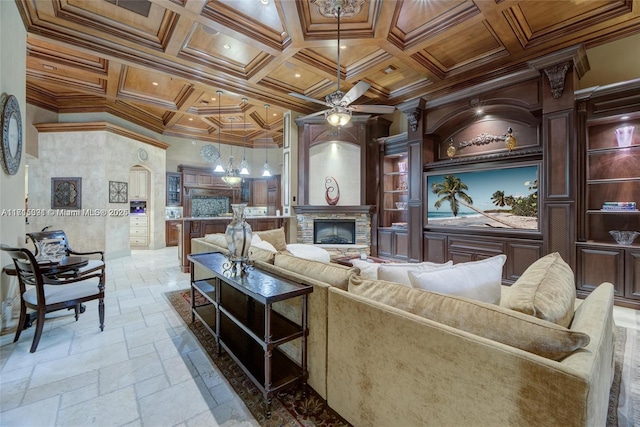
{"left": 293, "top": 205, "right": 375, "bottom": 259}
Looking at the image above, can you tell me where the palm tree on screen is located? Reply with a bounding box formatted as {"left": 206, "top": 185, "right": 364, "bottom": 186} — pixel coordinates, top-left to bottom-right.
{"left": 432, "top": 175, "right": 516, "bottom": 228}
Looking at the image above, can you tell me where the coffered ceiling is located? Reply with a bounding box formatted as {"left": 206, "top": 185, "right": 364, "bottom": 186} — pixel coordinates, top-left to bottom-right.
{"left": 18, "top": 0, "right": 640, "bottom": 148}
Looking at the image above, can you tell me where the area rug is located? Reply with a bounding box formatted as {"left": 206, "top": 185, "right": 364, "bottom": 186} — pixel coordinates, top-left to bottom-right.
{"left": 167, "top": 289, "right": 635, "bottom": 426}
{"left": 165, "top": 290, "right": 350, "bottom": 427}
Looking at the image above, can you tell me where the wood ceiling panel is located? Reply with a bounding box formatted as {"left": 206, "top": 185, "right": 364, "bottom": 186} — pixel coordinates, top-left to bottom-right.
{"left": 423, "top": 20, "right": 506, "bottom": 71}
{"left": 17, "top": 0, "right": 640, "bottom": 148}
{"left": 388, "top": 0, "right": 480, "bottom": 50}
{"left": 118, "top": 66, "right": 193, "bottom": 109}
{"left": 178, "top": 23, "right": 273, "bottom": 78}
{"left": 505, "top": 0, "right": 634, "bottom": 49}
{"left": 202, "top": 0, "right": 290, "bottom": 51}
{"left": 55, "top": 0, "right": 179, "bottom": 50}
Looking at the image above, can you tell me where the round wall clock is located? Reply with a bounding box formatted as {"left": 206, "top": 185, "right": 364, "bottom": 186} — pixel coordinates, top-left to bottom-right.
{"left": 137, "top": 148, "right": 149, "bottom": 162}
{"left": 0, "top": 94, "right": 23, "bottom": 176}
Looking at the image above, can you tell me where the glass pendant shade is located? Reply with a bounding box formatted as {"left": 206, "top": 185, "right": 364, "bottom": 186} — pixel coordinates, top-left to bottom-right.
{"left": 239, "top": 157, "right": 250, "bottom": 175}
{"left": 325, "top": 106, "right": 351, "bottom": 127}
{"left": 214, "top": 90, "right": 225, "bottom": 173}
{"left": 239, "top": 98, "right": 250, "bottom": 175}
{"left": 262, "top": 160, "right": 271, "bottom": 177}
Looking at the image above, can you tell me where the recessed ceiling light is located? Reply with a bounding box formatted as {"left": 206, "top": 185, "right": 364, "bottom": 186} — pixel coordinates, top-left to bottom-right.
{"left": 621, "top": 116, "right": 630, "bottom": 120}
{"left": 340, "top": 45, "right": 346, "bottom": 49}
{"left": 202, "top": 26, "right": 220, "bottom": 36}
{"left": 223, "top": 44, "right": 230, "bottom": 49}
{"left": 152, "top": 82, "right": 158, "bottom": 86}
{"left": 476, "top": 108, "right": 483, "bottom": 114}
{"left": 294, "top": 73, "right": 301, "bottom": 78}
{"left": 260, "top": 0, "right": 268, "bottom": 4}
{"left": 188, "top": 118, "right": 193, "bottom": 121}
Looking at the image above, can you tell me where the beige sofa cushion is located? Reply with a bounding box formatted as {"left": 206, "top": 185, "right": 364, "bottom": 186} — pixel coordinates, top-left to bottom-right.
{"left": 377, "top": 260, "right": 453, "bottom": 286}
{"left": 502, "top": 252, "right": 576, "bottom": 328}
{"left": 203, "top": 233, "right": 228, "bottom": 248}
{"left": 255, "top": 227, "right": 287, "bottom": 251}
{"left": 274, "top": 253, "right": 359, "bottom": 290}
{"left": 408, "top": 254, "right": 505, "bottom": 304}
{"left": 348, "top": 275, "right": 589, "bottom": 360}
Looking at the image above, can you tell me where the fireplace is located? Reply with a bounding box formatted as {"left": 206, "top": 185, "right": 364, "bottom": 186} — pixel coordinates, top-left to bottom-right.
{"left": 313, "top": 219, "right": 356, "bottom": 244}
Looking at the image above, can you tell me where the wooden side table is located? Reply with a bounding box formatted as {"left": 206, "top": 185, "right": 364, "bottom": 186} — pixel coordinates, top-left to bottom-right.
{"left": 187, "top": 251, "right": 313, "bottom": 418}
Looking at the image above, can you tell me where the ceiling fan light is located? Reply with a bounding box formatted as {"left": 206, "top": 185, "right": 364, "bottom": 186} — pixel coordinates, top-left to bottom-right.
{"left": 325, "top": 106, "right": 351, "bottom": 127}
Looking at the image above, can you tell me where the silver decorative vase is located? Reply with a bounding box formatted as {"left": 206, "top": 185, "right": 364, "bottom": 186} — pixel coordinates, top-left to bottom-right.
{"left": 224, "top": 203, "right": 253, "bottom": 275}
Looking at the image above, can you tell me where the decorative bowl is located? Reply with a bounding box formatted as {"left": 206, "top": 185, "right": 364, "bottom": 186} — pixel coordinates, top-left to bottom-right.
{"left": 609, "top": 230, "right": 640, "bottom": 245}
{"left": 395, "top": 202, "right": 407, "bottom": 210}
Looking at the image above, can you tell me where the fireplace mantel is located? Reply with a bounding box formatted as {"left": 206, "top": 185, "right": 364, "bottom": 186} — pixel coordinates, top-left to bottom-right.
{"left": 293, "top": 205, "right": 376, "bottom": 215}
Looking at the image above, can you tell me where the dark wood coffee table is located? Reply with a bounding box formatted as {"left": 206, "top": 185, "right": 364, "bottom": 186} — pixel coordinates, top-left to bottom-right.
{"left": 333, "top": 255, "right": 391, "bottom": 267}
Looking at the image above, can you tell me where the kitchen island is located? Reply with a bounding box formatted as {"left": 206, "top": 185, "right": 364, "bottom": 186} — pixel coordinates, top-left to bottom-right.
{"left": 178, "top": 215, "right": 287, "bottom": 273}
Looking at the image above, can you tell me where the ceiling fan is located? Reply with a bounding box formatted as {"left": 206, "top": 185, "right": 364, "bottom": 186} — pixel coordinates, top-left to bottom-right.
{"left": 289, "top": 0, "right": 395, "bottom": 127}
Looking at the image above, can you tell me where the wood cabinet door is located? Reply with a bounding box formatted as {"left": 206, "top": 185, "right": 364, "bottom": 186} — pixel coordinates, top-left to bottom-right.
{"left": 577, "top": 245, "right": 625, "bottom": 296}
{"left": 625, "top": 250, "right": 640, "bottom": 300}
{"left": 378, "top": 229, "right": 393, "bottom": 258}
{"left": 252, "top": 179, "right": 268, "bottom": 205}
{"left": 393, "top": 231, "right": 408, "bottom": 260}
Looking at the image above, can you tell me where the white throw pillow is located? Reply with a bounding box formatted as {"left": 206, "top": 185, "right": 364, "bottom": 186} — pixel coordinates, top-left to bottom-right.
{"left": 377, "top": 261, "right": 453, "bottom": 287}
{"left": 285, "top": 244, "right": 331, "bottom": 263}
{"left": 251, "top": 239, "right": 277, "bottom": 253}
{"left": 407, "top": 254, "right": 507, "bottom": 304}
{"left": 251, "top": 233, "right": 262, "bottom": 244}
{"left": 350, "top": 259, "right": 381, "bottom": 280}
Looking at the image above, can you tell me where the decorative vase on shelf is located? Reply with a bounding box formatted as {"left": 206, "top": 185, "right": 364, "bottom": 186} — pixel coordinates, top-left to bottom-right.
{"left": 224, "top": 203, "right": 253, "bottom": 275}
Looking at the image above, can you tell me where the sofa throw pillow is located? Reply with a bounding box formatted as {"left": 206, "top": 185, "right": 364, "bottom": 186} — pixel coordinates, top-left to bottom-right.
{"left": 203, "top": 233, "right": 228, "bottom": 249}
{"left": 255, "top": 227, "right": 287, "bottom": 252}
{"left": 348, "top": 275, "right": 590, "bottom": 361}
{"left": 274, "top": 253, "right": 358, "bottom": 290}
{"left": 249, "top": 244, "right": 276, "bottom": 263}
{"left": 378, "top": 261, "right": 453, "bottom": 287}
{"left": 502, "top": 252, "right": 576, "bottom": 328}
{"left": 408, "top": 254, "right": 506, "bottom": 304}
{"left": 285, "top": 244, "right": 331, "bottom": 263}
{"left": 350, "top": 259, "right": 381, "bottom": 280}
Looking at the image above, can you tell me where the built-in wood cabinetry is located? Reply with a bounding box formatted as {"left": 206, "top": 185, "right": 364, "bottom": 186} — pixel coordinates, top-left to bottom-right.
{"left": 166, "top": 219, "right": 181, "bottom": 246}
{"left": 377, "top": 133, "right": 409, "bottom": 260}
{"left": 130, "top": 215, "right": 148, "bottom": 247}
{"left": 129, "top": 168, "right": 148, "bottom": 200}
{"left": 576, "top": 81, "right": 640, "bottom": 307}
{"left": 252, "top": 179, "right": 268, "bottom": 206}
{"left": 166, "top": 172, "right": 181, "bottom": 206}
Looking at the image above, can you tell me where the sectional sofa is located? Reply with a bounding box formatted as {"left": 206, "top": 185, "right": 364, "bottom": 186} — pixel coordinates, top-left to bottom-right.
{"left": 190, "top": 232, "right": 615, "bottom": 427}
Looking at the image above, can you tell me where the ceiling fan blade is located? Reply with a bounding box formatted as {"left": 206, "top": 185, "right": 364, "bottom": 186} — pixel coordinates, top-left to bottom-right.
{"left": 350, "top": 104, "right": 396, "bottom": 114}
{"left": 288, "top": 92, "right": 329, "bottom": 107}
{"left": 340, "top": 81, "right": 371, "bottom": 106}
{"left": 296, "top": 110, "right": 328, "bottom": 121}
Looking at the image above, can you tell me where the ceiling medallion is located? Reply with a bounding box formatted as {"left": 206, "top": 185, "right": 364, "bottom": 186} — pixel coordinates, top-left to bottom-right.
{"left": 312, "top": 0, "right": 365, "bottom": 18}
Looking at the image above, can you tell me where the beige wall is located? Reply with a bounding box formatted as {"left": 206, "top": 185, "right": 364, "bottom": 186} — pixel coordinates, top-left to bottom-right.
{"left": 0, "top": 1, "right": 27, "bottom": 307}
{"left": 580, "top": 33, "right": 640, "bottom": 89}
{"left": 27, "top": 129, "right": 167, "bottom": 259}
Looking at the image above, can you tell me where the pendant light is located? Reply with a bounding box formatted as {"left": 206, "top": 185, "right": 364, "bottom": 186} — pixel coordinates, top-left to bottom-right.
{"left": 213, "top": 90, "right": 225, "bottom": 173}
{"left": 239, "top": 98, "right": 250, "bottom": 175}
{"left": 262, "top": 104, "right": 272, "bottom": 177}
{"left": 222, "top": 117, "right": 242, "bottom": 186}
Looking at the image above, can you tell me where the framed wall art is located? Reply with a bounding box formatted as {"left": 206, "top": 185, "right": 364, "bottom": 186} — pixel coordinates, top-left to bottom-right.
{"left": 109, "top": 181, "right": 128, "bottom": 203}
{"left": 51, "top": 177, "right": 82, "bottom": 209}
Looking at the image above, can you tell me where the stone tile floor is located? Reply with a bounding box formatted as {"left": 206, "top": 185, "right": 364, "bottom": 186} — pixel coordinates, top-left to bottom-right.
{"left": 0, "top": 247, "right": 259, "bottom": 427}
{"left": 1, "top": 246, "right": 638, "bottom": 426}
